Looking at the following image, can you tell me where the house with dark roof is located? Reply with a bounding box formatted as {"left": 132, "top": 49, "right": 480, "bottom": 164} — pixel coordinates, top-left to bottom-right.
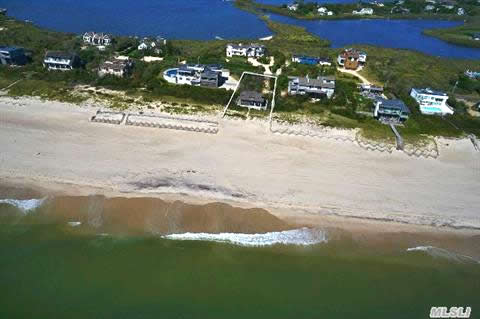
{"left": 200, "top": 69, "right": 220, "bottom": 88}
{"left": 473, "top": 33, "right": 480, "bottom": 41}
{"left": 374, "top": 98, "right": 410, "bottom": 122}
{"left": 292, "top": 55, "right": 332, "bottom": 66}
{"left": 43, "top": 51, "right": 80, "bottom": 71}
{"left": 288, "top": 75, "right": 336, "bottom": 99}
{"left": 0, "top": 46, "right": 28, "bottom": 66}
{"left": 237, "top": 91, "right": 268, "bottom": 110}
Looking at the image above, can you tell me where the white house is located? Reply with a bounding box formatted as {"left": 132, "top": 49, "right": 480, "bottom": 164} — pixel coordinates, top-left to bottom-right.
{"left": 138, "top": 37, "right": 167, "bottom": 53}
{"left": 473, "top": 33, "right": 480, "bottom": 41}
{"left": 353, "top": 8, "right": 374, "bottom": 15}
{"left": 410, "top": 88, "right": 454, "bottom": 115}
{"left": 457, "top": 7, "right": 465, "bottom": 15}
{"left": 425, "top": 5, "right": 435, "bottom": 11}
{"left": 318, "top": 7, "right": 334, "bottom": 15}
{"left": 226, "top": 43, "right": 265, "bottom": 58}
{"left": 288, "top": 75, "right": 336, "bottom": 99}
{"left": 43, "top": 51, "right": 79, "bottom": 71}
{"left": 83, "top": 32, "right": 112, "bottom": 46}
{"left": 287, "top": 3, "right": 299, "bottom": 11}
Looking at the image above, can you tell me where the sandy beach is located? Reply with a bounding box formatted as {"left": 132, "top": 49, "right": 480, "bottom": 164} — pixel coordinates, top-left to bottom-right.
{"left": 1, "top": 96, "right": 480, "bottom": 234}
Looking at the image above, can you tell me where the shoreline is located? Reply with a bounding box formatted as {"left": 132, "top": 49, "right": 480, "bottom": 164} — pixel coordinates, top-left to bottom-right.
{"left": 1, "top": 96, "right": 479, "bottom": 243}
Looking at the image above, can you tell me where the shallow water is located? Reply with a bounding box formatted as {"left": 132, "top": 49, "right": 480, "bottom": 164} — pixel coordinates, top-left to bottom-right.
{"left": 268, "top": 14, "right": 480, "bottom": 59}
{"left": 0, "top": 194, "right": 479, "bottom": 318}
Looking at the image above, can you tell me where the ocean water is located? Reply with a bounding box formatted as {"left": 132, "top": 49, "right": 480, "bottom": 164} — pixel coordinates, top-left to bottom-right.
{"left": 0, "top": 0, "right": 479, "bottom": 59}
{"left": 0, "top": 195, "right": 479, "bottom": 318}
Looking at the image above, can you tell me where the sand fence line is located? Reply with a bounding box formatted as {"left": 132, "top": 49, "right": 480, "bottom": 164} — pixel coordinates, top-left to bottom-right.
{"left": 90, "top": 110, "right": 219, "bottom": 134}
{"left": 270, "top": 120, "right": 441, "bottom": 159}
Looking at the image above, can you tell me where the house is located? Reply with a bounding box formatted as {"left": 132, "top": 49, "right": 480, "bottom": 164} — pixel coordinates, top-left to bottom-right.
{"left": 425, "top": 5, "right": 435, "bottom": 11}
{"left": 292, "top": 55, "right": 331, "bottom": 66}
{"left": 200, "top": 69, "right": 221, "bottom": 88}
{"left": 410, "top": 88, "right": 454, "bottom": 115}
{"left": 237, "top": 91, "right": 268, "bottom": 110}
{"left": 359, "top": 84, "right": 384, "bottom": 96}
{"left": 473, "top": 33, "right": 480, "bottom": 41}
{"left": 98, "top": 58, "right": 133, "bottom": 77}
{"left": 83, "top": 32, "right": 112, "bottom": 46}
{"left": 457, "top": 7, "right": 465, "bottom": 15}
{"left": 287, "top": 3, "right": 299, "bottom": 11}
{"left": 0, "top": 46, "right": 28, "bottom": 66}
{"left": 138, "top": 37, "right": 167, "bottom": 53}
{"left": 288, "top": 75, "right": 336, "bottom": 99}
{"left": 317, "top": 7, "right": 334, "bottom": 15}
{"left": 465, "top": 70, "right": 480, "bottom": 79}
{"left": 43, "top": 51, "right": 80, "bottom": 71}
{"left": 226, "top": 43, "right": 265, "bottom": 58}
{"left": 163, "top": 64, "right": 228, "bottom": 88}
{"left": 0, "top": 8, "right": 6, "bottom": 15}
{"left": 352, "top": 8, "right": 374, "bottom": 15}
{"left": 374, "top": 98, "right": 410, "bottom": 122}
{"left": 337, "top": 48, "right": 367, "bottom": 70}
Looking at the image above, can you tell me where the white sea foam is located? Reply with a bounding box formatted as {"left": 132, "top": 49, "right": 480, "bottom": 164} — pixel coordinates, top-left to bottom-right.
{"left": 406, "top": 246, "right": 479, "bottom": 264}
{"left": 163, "top": 228, "right": 327, "bottom": 247}
{"left": 0, "top": 198, "right": 46, "bottom": 213}
{"left": 67, "top": 221, "right": 82, "bottom": 227}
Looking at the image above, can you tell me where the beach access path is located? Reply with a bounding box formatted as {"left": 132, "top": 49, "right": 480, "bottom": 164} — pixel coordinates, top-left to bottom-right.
{"left": 1, "top": 97, "right": 479, "bottom": 229}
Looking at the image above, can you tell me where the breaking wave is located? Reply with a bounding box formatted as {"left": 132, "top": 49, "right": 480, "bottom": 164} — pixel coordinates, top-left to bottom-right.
{"left": 407, "top": 246, "right": 479, "bottom": 264}
{"left": 163, "top": 228, "right": 327, "bottom": 247}
{"left": 0, "top": 198, "right": 46, "bottom": 213}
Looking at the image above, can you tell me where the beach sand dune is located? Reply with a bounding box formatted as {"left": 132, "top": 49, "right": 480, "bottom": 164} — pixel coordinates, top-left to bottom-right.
{"left": 1, "top": 97, "right": 479, "bottom": 230}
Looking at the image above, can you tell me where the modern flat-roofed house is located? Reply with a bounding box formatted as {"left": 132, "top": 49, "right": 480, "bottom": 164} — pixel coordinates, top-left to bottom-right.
{"left": 237, "top": 91, "right": 268, "bottom": 110}
{"left": 43, "top": 51, "right": 80, "bottom": 71}
{"left": 353, "top": 8, "right": 374, "bottom": 15}
{"left": 337, "top": 48, "right": 367, "bottom": 70}
{"left": 226, "top": 43, "right": 265, "bottom": 58}
{"left": 410, "top": 87, "right": 454, "bottom": 115}
{"left": 292, "top": 55, "right": 332, "bottom": 66}
{"left": 359, "top": 84, "right": 384, "bottom": 95}
{"left": 98, "top": 58, "right": 133, "bottom": 77}
{"left": 83, "top": 32, "right": 112, "bottom": 46}
{"left": 374, "top": 98, "right": 410, "bottom": 122}
{"left": 472, "top": 33, "right": 480, "bottom": 41}
{"left": 288, "top": 75, "right": 335, "bottom": 99}
{"left": 0, "top": 46, "right": 28, "bottom": 66}
{"left": 200, "top": 69, "right": 220, "bottom": 88}
{"left": 164, "top": 64, "right": 226, "bottom": 88}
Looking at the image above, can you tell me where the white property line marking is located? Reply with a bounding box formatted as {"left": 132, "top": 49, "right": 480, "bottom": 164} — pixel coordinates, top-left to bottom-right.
{"left": 223, "top": 71, "right": 278, "bottom": 123}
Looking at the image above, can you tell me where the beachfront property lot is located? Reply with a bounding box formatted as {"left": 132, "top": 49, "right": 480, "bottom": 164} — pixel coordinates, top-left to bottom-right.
{"left": 223, "top": 71, "right": 278, "bottom": 120}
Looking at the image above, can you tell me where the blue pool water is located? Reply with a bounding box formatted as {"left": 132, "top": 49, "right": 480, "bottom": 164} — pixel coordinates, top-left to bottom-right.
{"left": 0, "top": 0, "right": 479, "bottom": 59}
{"left": 166, "top": 69, "right": 178, "bottom": 77}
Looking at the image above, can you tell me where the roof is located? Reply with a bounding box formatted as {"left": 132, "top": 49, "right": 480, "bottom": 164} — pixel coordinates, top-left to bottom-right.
{"left": 227, "top": 43, "right": 265, "bottom": 50}
{"left": 291, "top": 76, "right": 336, "bottom": 89}
{"left": 412, "top": 87, "right": 447, "bottom": 96}
{"left": 378, "top": 99, "right": 410, "bottom": 113}
{"left": 473, "top": 33, "right": 480, "bottom": 38}
{"left": 45, "top": 51, "right": 75, "bottom": 60}
{"left": 99, "top": 60, "right": 130, "bottom": 71}
{"left": 0, "top": 46, "right": 24, "bottom": 53}
{"left": 239, "top": 91, "right": 265, "bottom": 102}
{"left": 201, "top": 69, "right": 220, "bottom": 79}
